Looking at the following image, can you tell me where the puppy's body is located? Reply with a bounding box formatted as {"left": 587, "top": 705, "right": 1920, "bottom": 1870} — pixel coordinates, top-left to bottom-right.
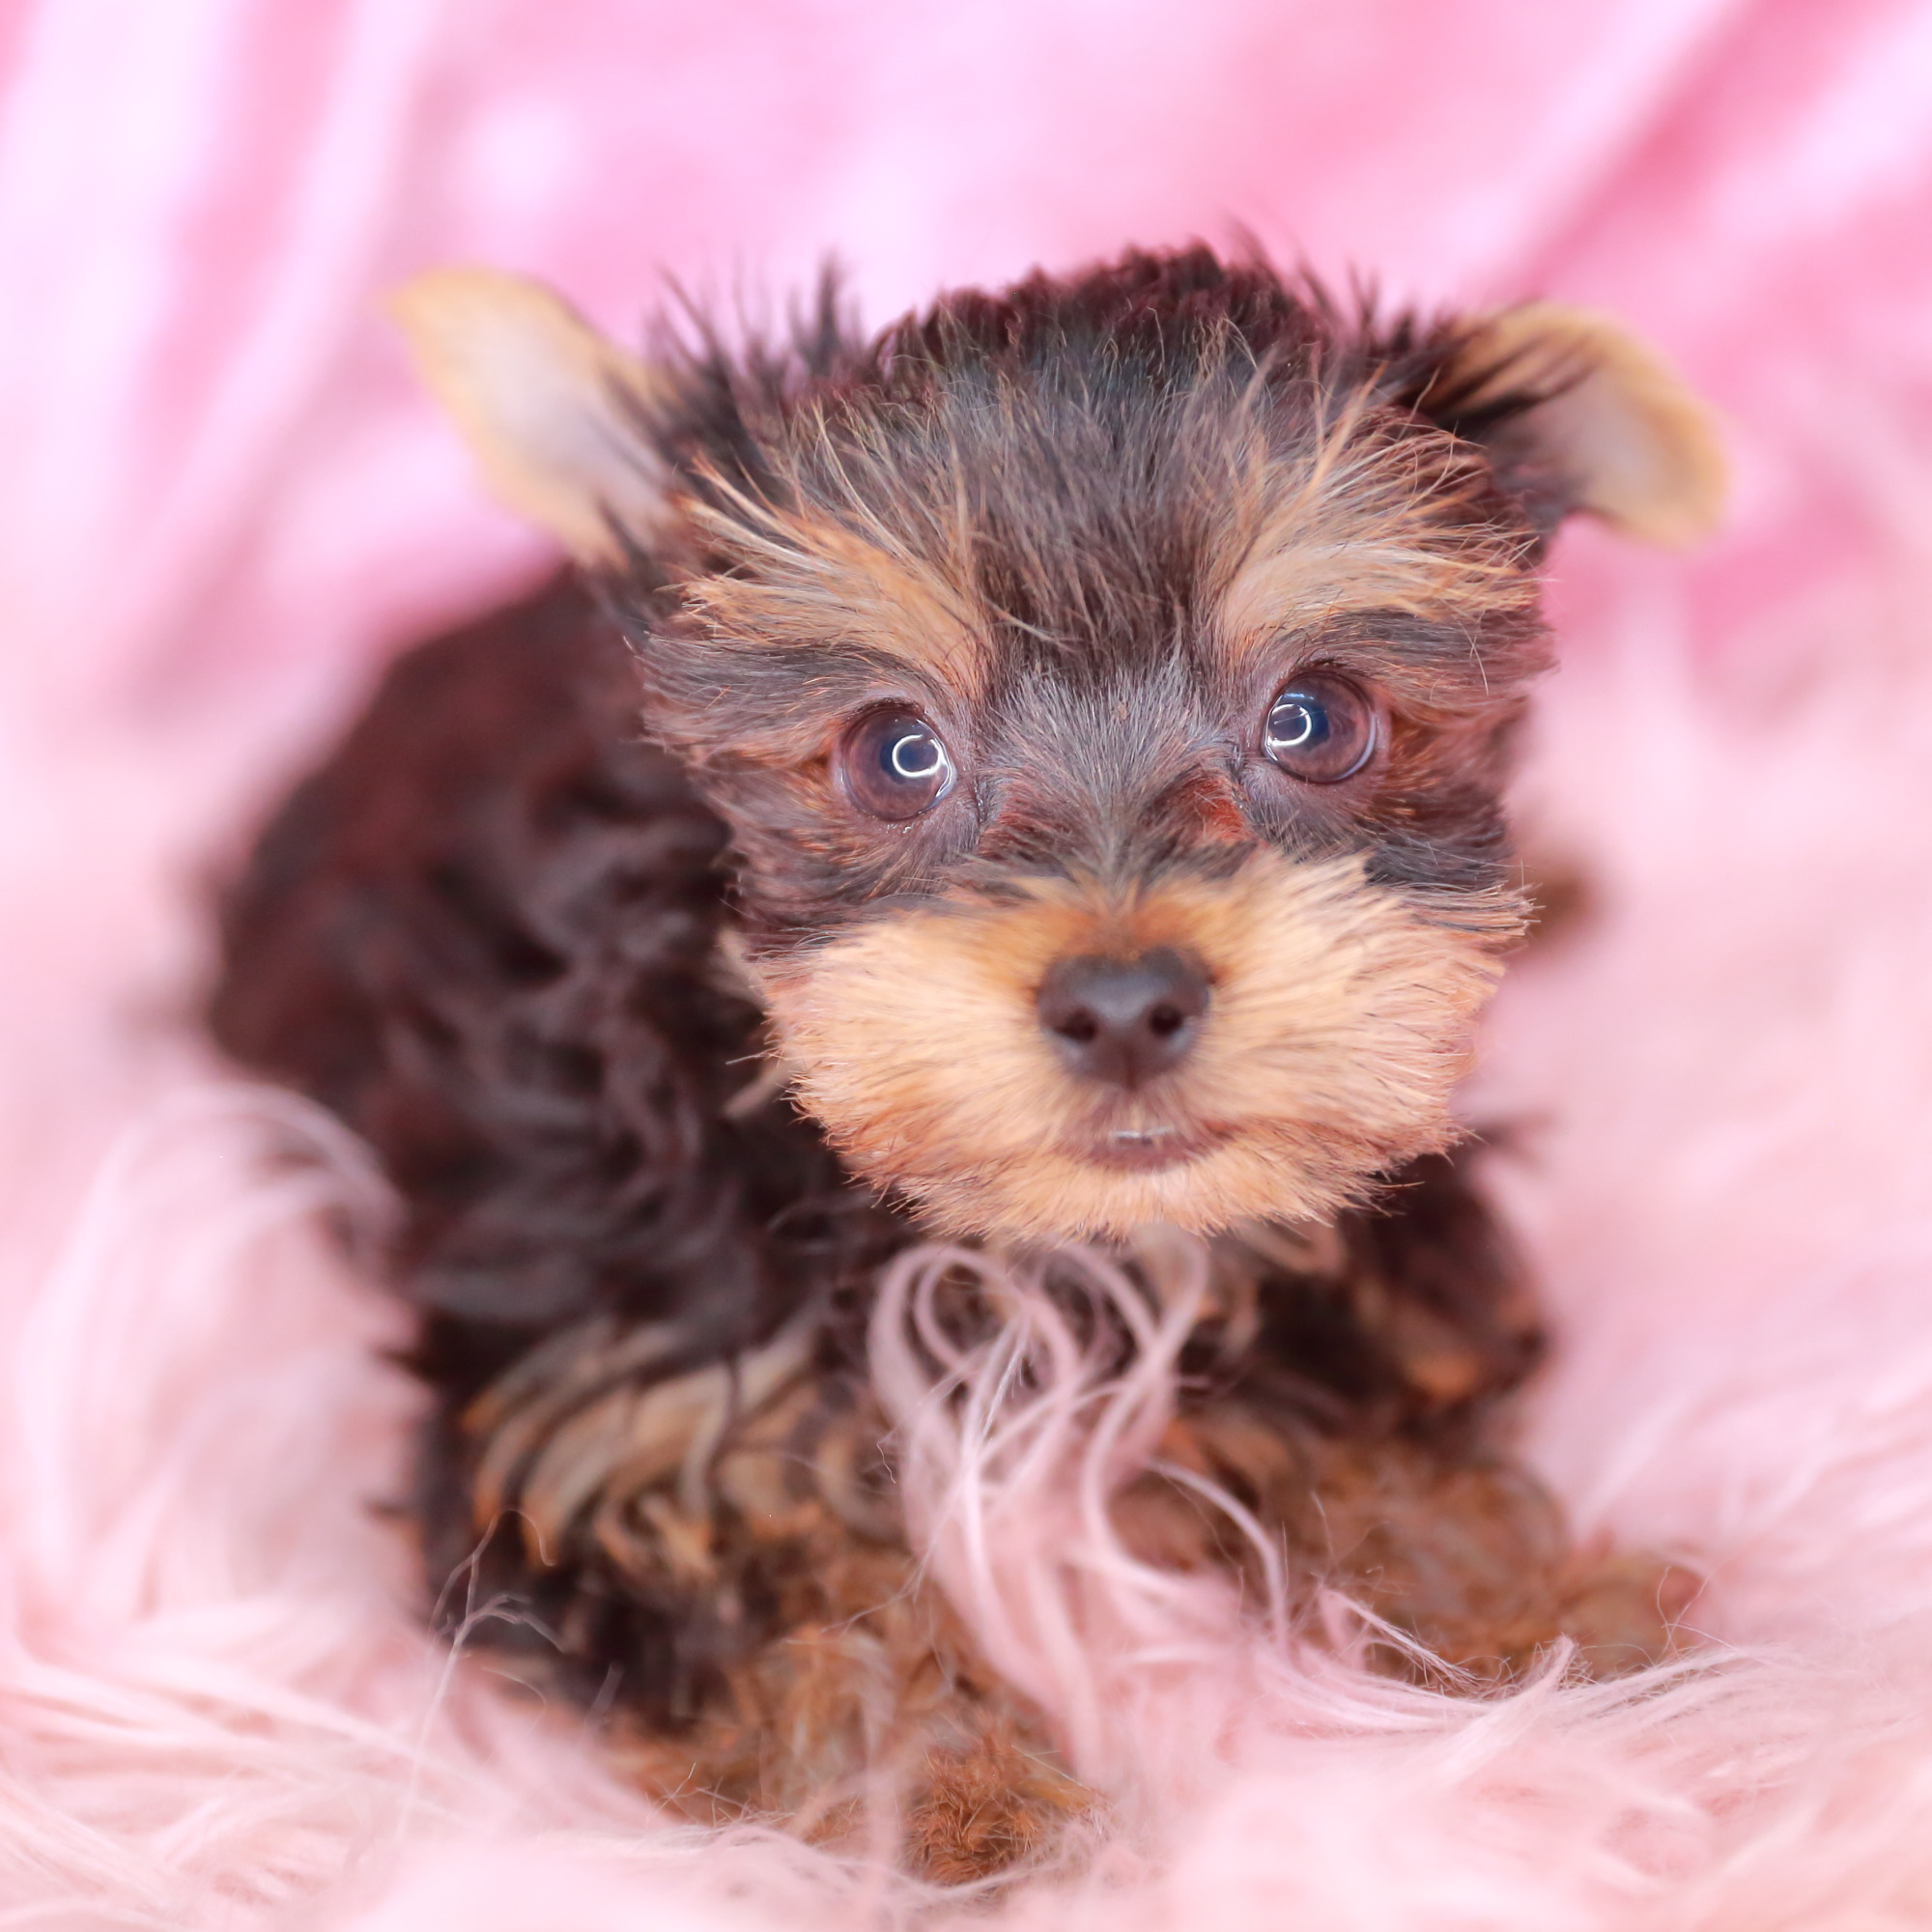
{"left": 211, "top": 247, "right": 1720, "bottom": 1871}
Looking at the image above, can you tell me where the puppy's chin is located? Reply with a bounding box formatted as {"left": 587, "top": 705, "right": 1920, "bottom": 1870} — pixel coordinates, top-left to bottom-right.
{"left": 897, "top": 1121, "right": 1448, "bottom": 1246}
{"left": 756, "top": 853, "right": 1525, "bottom": 1246}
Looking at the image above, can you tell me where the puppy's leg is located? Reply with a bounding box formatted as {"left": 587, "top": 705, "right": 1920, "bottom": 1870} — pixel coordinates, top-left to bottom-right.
{"left": 420, "top": 1307, "right": 1088, "bottom": 1872}
{"left": 1121, "top": 1151, "right": 1697, "bottom": 1679}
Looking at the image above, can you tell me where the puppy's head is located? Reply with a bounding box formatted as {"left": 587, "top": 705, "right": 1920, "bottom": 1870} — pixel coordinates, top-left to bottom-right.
{"left": 395, "top": 248, "right": 1722, "bottom": 1243}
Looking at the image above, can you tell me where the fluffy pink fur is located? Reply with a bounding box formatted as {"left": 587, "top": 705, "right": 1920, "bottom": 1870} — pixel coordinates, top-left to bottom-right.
{"left": 7, "top": 0, "right": 1932, "bottom": 1922}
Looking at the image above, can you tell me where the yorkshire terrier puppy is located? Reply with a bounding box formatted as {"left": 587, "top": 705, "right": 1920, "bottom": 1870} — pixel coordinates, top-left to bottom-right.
{"left": 209, "top": 246, "right": 1721, "bottom": 1877}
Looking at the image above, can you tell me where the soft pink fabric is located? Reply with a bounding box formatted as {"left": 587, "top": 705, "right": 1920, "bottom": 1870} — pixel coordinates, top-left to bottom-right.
{"left": 7, "top": 1, "right": 1932, "bottom": 1922}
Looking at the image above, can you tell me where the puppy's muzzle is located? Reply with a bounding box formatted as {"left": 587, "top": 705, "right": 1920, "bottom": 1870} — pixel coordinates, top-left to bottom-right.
{"left": 1036, "top": 948, "right": 1209, "bottom": 1089}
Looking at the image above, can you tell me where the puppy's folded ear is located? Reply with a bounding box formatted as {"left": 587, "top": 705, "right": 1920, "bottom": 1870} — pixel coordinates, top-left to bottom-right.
{"left": 1423, "top": 301, "right": 1727, "bottom": 547}
{"left": 389, "top": 269, "right": 668, "bottom": 565}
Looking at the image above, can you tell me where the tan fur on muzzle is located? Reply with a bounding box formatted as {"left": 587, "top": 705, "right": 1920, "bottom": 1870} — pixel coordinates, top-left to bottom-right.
{"left": 759, "top": 853, "right": 1525, "bottom": 1243}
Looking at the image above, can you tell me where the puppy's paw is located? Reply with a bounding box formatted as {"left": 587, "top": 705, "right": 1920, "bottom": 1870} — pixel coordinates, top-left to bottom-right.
{"left": 1119, "top": 1388, "right": 1699, "bottom": 1685}
{"left": 1552, "top": 1545, "right": 1704, "bottom": 1678}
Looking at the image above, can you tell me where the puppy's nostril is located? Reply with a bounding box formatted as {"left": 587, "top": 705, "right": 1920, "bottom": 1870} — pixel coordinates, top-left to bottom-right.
{"left": 1037, "top": 948, "right": 1209, "bottom": 1088}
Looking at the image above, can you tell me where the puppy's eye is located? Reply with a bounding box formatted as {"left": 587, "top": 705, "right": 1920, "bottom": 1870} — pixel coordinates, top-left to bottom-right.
{"left": 838, "top": 707, "right": 956, "bottom": 820}
{"left": 1262, "top": 674, "right": 1378, "bottom": 782}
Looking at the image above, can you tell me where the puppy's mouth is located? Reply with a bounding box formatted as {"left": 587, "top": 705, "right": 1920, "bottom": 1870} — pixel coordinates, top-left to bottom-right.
{"left": 1082, "top": 1121, "right": 1231, "bottom": 1173}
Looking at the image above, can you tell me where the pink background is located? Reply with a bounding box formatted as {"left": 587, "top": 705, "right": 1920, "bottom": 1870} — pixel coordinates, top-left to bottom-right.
{"left": 6, "top": 2, "right": 1932, "bottom": 1925}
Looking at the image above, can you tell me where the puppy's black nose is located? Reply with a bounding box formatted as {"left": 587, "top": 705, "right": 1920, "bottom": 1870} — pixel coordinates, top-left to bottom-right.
{"left": 1037, "top": 948, "right": 1209, "bottom": 1088}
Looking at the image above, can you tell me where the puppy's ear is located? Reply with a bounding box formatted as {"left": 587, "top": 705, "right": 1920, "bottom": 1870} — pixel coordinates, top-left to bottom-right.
{"left": 1425, "top": 302, "right": 1727, "bottom": 547}
{"left": 389, "top": 269, "right": 668, "bottom": 565}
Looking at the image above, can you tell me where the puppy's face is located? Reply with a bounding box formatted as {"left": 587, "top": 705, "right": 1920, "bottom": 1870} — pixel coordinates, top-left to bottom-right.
{"left": 396, "top": 251, "right": 1722, "bottom": 1242}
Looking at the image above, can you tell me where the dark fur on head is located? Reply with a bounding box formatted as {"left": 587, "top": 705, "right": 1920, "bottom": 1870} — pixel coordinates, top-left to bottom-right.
{"left": 635, "top": 252, "right": 1553, "bottom": 907}
{"left": 211, "top": 244, "right": 1719, "bottom": 1867}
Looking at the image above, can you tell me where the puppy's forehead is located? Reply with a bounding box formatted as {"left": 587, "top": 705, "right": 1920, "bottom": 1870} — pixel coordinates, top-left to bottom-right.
{"left": 692, "top": 345, "right": 1530, "bottom": 706}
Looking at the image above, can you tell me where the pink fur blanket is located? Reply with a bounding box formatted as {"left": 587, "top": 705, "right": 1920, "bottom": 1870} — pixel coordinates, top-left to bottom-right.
{"left": 7, "top": 0, "right": 1932, "bottom": 1922}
